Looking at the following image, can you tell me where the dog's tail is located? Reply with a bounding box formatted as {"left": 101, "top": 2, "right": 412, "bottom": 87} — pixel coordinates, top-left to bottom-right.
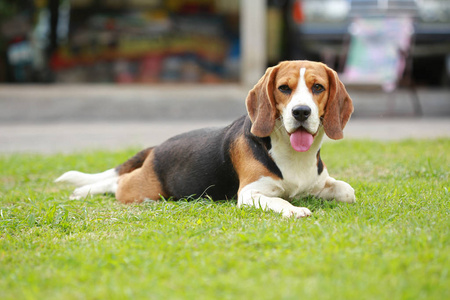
{"left": 55, "top": 168, "right": 118, "bottom": 187}
{"left": 55, "top": 147, "right": 153, "bottom": 199}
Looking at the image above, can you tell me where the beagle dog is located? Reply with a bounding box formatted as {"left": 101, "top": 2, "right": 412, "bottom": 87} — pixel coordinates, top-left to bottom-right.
{"left": 56, "top": 60, "right": 355, "bottom": 218}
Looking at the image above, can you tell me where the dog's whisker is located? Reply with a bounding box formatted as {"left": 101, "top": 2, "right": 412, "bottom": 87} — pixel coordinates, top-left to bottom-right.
{"left": 271, "top": 116, "right": 285, "bottom": 134}
{"left": 273, "top": 121, "right": 285, "bottom": 134}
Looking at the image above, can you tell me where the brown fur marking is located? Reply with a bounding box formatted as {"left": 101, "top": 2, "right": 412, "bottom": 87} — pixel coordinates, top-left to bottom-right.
{"left": 322, "top": 67, "right": 353, "bottom": 140}
{"left": 246, "top": 66, "right": 279, "bottom": 137}
{"left": 230, "top": 135, "right": 281, "bottom": 194}
{"left": 116, "top": 147, "right": 153, "bottom": 175}
{"left": 251, "top": 60, "right": 352, "bottom": 140}
{"left": 116, "top": 150, "right": 168, "bottom": 203}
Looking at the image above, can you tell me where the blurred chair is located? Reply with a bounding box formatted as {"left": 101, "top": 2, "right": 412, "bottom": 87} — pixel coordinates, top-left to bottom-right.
{"left": 339, "top": 0, "right": 422, "bottom": 116}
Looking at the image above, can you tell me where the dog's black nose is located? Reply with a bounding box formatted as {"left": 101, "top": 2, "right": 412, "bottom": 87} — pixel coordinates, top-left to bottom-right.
{"left": 292, "top": 105, "right": 311, "bottom": 122}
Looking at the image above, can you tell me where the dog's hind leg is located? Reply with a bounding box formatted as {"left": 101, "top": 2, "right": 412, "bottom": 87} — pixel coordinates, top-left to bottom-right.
{"left": 116, "top": 150, "right": 167, "bottom": 204}
{"left": 55, "top": 169, "right": 119, "bottom": 200}
{"left": 70, "top": 177, "right": 119, "bottom": 200}
{"left": 56, "top": 147, "right": 155, "bottom": 200}
{"left": 55, "top": 147, "right": 153, "bottom": 187}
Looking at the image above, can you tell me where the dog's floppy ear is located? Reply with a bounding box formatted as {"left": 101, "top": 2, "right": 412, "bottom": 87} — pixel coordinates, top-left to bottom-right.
{"left": 246, "top": 66, "right": 279, "bottom": 137}
{"left": 323, "top": 66, "right": 354, "bottom": 140}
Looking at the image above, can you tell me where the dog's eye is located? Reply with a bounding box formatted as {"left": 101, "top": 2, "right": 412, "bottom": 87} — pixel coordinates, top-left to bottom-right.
{"left": 278, "top": 85, "right": 291, "bottom": 94}
{"left": 312, "top": 83, "right": 325, "bottom": 94}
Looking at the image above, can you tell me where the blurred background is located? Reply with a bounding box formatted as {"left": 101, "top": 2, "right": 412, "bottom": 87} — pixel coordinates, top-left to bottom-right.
{"left": 0, "top": 0, "right": 449, "bottom": 153}
{"left": 2, "top": 0, "right": 241, "bottom": 84}
{"left": 1, "top": 0, "right": 449, "bottom": 86}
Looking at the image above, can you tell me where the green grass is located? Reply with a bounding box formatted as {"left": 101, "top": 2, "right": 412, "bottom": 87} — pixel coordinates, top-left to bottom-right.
{"left": 1, "top": 139, "right": 449, "bottom": 300}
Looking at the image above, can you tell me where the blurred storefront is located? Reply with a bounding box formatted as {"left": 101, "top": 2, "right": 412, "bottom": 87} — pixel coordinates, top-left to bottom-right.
{"left": 0, "top": 0, "right": 241, "bottom": 84}
{"left": 1, "top": 0, "right": 449, "bottom": 87}
{"left": 285, "top": 0, "right": 450, "bottom": 87}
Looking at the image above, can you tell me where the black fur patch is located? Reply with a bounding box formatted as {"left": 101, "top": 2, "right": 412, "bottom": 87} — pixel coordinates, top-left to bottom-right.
{"left": 152, "top": 121, "right": 241, "bottom": 200}
{"left": 116, "top": 147, "right": 153, "bottom": 175}
{"left": 152, "top": 116, "right": 282, "bottom": 200}
{"left": 317, "top": 149, "right": 324, "bottom": 175}
{"left": 243, "top": 117, "right": 283, "bottom": 179}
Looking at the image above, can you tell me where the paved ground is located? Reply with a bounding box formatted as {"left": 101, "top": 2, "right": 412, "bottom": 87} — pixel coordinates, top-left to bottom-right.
{"left": 1, "top": 119, "right": 449, "bottom": 154}
{"left": 0, "top": 84, "right": 449, "bottom": 154}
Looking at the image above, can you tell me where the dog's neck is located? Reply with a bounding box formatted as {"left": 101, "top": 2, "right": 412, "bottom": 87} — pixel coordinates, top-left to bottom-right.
{"left": 269, "top": 123, "right": 326, "bottom": 196}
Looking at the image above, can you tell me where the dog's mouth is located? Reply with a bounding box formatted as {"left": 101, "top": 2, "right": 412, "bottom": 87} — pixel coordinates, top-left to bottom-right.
{"left": 288, "top": 127, "right": 317, "bottom": 152}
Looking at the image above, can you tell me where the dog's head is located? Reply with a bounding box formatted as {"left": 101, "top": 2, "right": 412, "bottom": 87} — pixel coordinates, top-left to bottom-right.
{"left": 246, "top": 60, "right": 353, "bottom": 152}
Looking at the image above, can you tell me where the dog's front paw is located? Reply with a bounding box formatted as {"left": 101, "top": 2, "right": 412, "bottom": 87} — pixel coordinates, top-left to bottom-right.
{"left": 333, "top": 180, "right": 356, "bottom": 203}
{"left": 319, "top": 178, "right": 356, "bottom": 203}
{"left": 282, "top": 206, "right": 312, "bottom": 218}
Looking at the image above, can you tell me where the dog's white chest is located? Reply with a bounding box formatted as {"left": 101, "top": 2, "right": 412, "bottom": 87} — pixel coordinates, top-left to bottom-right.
{"left": 272, "top": 152, "right": 320, "bottom": 198}
{"left": 269, "top": 130, "right": 326, "bottom": 199}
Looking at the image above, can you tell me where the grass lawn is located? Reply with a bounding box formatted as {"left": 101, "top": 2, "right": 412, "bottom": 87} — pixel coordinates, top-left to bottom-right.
{"left": 0, "top": 139, "right": 449, "bottom": 300}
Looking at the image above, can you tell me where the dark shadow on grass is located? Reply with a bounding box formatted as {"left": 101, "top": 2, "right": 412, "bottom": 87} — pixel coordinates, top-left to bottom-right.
{"left": 291, "top": 196, "right": 340, "bottom": 212}
{"left": 141, "top": 195, "right": 238, "bottom": 208}
{"left": 140, "top": 194, "right": 338, "bottom": 214}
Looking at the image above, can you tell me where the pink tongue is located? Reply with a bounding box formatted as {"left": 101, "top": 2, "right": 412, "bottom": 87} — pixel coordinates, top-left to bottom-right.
{"left": 290, "top": 129, "right": 314, "bottom": 152}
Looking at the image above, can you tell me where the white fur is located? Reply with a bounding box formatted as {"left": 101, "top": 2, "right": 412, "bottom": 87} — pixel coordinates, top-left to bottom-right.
{"left": 282, "top": 67, "right": 320, "bottom": 134}
{"left": 56, "top": 65, "right": 355, "bottom": 215}
{"left": 270, "top": 124, "right": 327, "bottom": 197}
{"left": 317, "top": 177, "right": 356, "bottom": 203}
{"left": 237, "top": 67, "right": 355, "bottom": 218}
{"left": 238, "top": 125, "right": 355, "bottom": 218}
{"left": 69, "top": 177, "right": 119, "bottom": 200}
{"left": 237, "top": 177, "right": 312, "bottom": 218}
{"left": 270, "top": 123, "right": 355, "bottom": 203}
{"left": 55, "top": 168, "right": 117, "bottom": 187}
{"left": 55, "top": 168, "right": 119, "bottom": 199}
{"left": 238, "top": 126, "right": 326, "bottom": 218}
